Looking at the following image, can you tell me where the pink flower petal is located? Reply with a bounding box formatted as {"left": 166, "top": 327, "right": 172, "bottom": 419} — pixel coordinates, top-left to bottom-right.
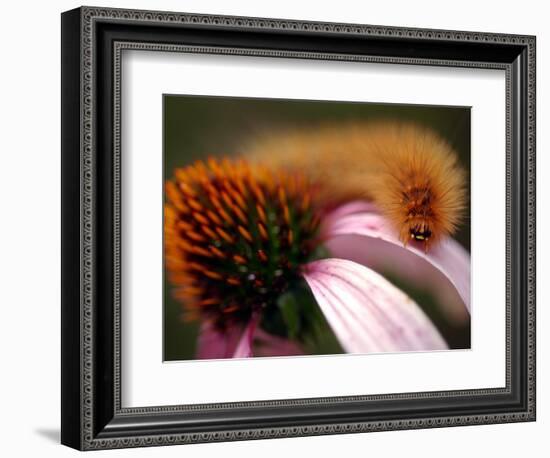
{"left": 322, "top": 200, "right": 379, "bottom": 226}
{"left": 323, "top": 209, "right": 471, "bottom": 314}
{"left": 232, "top": 312, "right": 261, "bottom": 358}
{"left": 303, "top": 258, "right": 448, "bottom": 353}
{"left": 326, "top": 235, "right": 468, "bottom": 324}
{"left": 195, "top": 322, "right": 243, "bottom": 359}
{"left": 196, "top": 312, "right": 261, "bottom": 359}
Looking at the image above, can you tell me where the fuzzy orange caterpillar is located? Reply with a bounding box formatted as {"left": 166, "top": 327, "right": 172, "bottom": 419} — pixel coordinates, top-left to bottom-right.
{"left": 243, "top": 122, "right": 466, "bottom": 250}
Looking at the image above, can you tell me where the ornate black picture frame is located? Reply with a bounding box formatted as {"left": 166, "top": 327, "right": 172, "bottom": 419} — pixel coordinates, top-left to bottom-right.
{"left": 61, "top": 6, "right": 536, "bottom": 450}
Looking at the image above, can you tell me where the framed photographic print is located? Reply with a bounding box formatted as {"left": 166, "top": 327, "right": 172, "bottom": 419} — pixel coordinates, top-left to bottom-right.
{"left": 61, "top": 6, "right": 536, "bottom": 450}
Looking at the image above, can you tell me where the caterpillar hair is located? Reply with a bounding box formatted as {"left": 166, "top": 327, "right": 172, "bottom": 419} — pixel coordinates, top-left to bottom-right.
{"left": 243, "top": 121, "right": 467, "bottom": 251}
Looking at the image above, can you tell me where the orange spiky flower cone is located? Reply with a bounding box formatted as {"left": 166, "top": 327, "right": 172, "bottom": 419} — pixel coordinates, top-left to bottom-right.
{"left": 164, "top": 158, "right": 321, "bottom": 331}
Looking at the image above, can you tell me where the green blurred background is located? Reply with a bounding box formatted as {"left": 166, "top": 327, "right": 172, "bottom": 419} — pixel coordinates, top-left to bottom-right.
{"left": 163, "top": 94, "right": 471, "bottom": 361}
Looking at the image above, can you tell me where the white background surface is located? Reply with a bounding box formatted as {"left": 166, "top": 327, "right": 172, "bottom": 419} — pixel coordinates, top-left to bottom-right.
{"left": 123, "top": 52, "right": 505, "bottom": 407}
{"left": 0, "top": 0, "right": 546, "bottom": 457}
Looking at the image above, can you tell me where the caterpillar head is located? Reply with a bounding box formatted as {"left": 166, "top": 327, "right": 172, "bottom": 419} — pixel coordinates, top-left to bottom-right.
{"left": 398, "top": 183, "right": 439, "bottom": 251}
{"left": 395, "top": 172, "right": 465, "bottom": 252}
{"left": 372, "top": 125, "right": 467, "bottom": 253}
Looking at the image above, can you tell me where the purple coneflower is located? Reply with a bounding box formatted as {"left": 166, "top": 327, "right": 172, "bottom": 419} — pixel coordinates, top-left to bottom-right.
{"left": 165, "top": 158, "right": 469, "bottom": 358}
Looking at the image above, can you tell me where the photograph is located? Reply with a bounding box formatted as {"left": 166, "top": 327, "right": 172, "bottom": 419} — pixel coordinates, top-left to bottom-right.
{"left": 163, "top": 95, "right": 472, "bottom": 361}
